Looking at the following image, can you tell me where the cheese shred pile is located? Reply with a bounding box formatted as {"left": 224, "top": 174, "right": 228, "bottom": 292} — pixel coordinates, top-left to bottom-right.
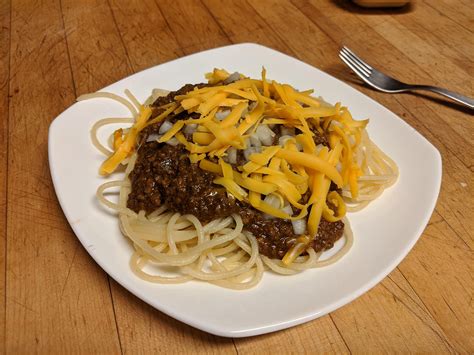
{"left": 89, "top": 68, "right": 398, "bottom": 265}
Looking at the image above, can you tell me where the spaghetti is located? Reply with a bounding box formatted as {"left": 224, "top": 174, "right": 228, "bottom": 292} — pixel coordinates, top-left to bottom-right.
{"left": 82, "top": 68, "right": 398, "bottom": 289}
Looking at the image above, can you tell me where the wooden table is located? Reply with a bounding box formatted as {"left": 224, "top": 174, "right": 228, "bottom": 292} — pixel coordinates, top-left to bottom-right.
{"left": 1, "top": 0, "right": 472, "bottom": 353}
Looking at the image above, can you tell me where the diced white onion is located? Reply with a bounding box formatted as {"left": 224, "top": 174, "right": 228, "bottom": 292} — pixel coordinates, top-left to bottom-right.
{"left": 282, "top": 204, "right": 293, "bottom": 215}
{"left": 278, "top": 135, "right": 293, "bottom": 147}
{"left": 244, "top": 147, "right": 258, "bottom": 160}
{"left": 280, "top": 126, "right": 295, "bottom": 136}
{"left": 215, "top": 109, "right": 231, "bottom": 121}
{"left": 264, "top": 194, "right": 281, "bottom": 209}
{"left": 279, "top": 129, "right": 302, "bottom": 151}
{"left": 184, "top": 123, "right": 197, "bottom": 135}
{"left": 250, "top": 134, "right": 262, "bottom": 148}
{"left": 256, "top": 125, "right": 275, "bottom": 146}
{"left": 244, "top": 137, "right": 250, "bottom": 148}
{"left": 227, "top": 147, "right": 237, "bottom": 164}
{"left": 159, "top": 120, "right": 173, "bottom": 134}
{"left": 145, "top": 133, "right": 161, "bottom": 142}
{"left": 223, "top": 72, "right": 240, "bottom": 84}
{"left": 165, "top": 137, "right": 179, "bottom": 146}
{"left": 291, "top": 219, "right": 307, "bottom": 235}
{"left": 263, "top": 196, "right": 290, "bottom": 220}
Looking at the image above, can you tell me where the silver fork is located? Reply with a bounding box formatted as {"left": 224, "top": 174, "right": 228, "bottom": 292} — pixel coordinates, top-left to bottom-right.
{"left": 339, "top": 46, "right": 474, "bottom": 110}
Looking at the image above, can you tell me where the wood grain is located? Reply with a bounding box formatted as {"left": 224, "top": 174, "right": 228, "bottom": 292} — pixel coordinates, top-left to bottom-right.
{"left": 357, "top": 11, "right": 473, "bottom": 150}
{"left": 6, "top": 0, "right": 121, "bottom": 352}
{"left": 201, "top": 0, "right": 291, "bottom": 55}
{"left": 108, "top": 0, "right": 184, "bottom": 72}
{"left": 155, "top": 0, "right": 230, "bottom": 54}
{"left": 396, "top": 1, "right": 473, "bottom": 70}
{"left": 61, "top": 0, "right": 133, "bottom": 95}
{"left": 330, "top": 274, "right": 454, "bottom": 353}
{"left": 2, "top": 0, "right": 473, "bottom": 353}
{"left": 422, "top": 0, "right": 474, "bottom": 34}
{"left": 111, "top": 280, "right": 237, "bottom": 354}
{"left": 0, "top": 1, "right": 10, "bottom": 352}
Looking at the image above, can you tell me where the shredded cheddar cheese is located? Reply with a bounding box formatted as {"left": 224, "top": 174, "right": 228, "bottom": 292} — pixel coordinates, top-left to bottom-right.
{"left": 102, "top": 68, "right": 371, "bottom": 264}
{"left": 100, "top": 106, "right": 152, "bottom": 175}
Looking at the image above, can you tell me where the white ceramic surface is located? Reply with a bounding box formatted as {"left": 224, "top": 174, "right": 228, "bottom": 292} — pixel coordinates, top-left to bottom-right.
{"left": 48, "top": 43, "right": 442, "bottom": 338}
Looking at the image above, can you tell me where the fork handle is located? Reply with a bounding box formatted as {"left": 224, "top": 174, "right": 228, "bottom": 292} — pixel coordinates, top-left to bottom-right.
{"left": 409, "top": 85, "right": 474, "bottom": 109}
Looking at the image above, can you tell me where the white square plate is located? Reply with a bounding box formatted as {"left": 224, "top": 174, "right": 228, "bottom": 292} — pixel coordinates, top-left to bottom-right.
{"left": 48, "top": 43, "right": 441, "bottom": 337}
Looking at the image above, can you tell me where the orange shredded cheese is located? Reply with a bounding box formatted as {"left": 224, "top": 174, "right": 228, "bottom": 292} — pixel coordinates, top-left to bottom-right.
{"left": 98, "top": 68, "right": 371, "bottom": 265}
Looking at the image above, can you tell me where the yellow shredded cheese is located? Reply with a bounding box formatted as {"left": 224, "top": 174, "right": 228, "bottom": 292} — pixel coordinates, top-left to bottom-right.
{"left": 158, "top": 120, "right": 185, "bottom": 143}
{"left": 275, "top": 149, "right": 343, "bottom": 187}
{"left": 221, "top": 102, "right": 248, "bottom": 127}
{"left": 249, "top": 146, "right": 280, "bottom": 166}
{"left": 146, "top": 103, "right": 178, "bottom": 126}
{"left": 192, "top": 132, "right": 214, "bottom": 145}
{"left": 113, "top": 129, "right": 123, "bottom": 151}
{"left": 198, "top": 92, "right": 228, "bottom": 115}
{"left": 181, "top": 97, "right": 201, "bottom": 110}
{"left": 100, "top": 107, "right": 152, "bottom": 175}
{"left": 97, "top": 69, "right": 372, "bottom": 267}
{"left": 213, "top": 177, "right": 247, "bottom": 201}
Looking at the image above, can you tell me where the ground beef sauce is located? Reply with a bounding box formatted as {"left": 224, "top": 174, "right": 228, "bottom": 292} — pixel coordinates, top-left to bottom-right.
{"left": 128, "top": 143, "right": 240, "bottom": 221}
{"left": 127, "top": 85, "right": 344, "bottom": 260}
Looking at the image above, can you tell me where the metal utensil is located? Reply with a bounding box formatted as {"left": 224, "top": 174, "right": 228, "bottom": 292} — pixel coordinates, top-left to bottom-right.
{"left": 339, "top": 46, "right": 474, "bottom": 109}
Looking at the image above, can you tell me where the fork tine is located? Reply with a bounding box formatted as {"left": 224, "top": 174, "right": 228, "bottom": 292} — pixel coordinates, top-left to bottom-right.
{"left": 342, "top": 46, "right": 372, "bottom": 72}
{"left": 339, "top": 51, "right": 370, "bottom": 77}
{"left": 339, "top": 53, "right": 378, "bottom": 90}
{"left": 339, "top": 53, "right": 369, "bottom": 81}
{"left": 340, "top": 48, "right": 371, "bottom": 77}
